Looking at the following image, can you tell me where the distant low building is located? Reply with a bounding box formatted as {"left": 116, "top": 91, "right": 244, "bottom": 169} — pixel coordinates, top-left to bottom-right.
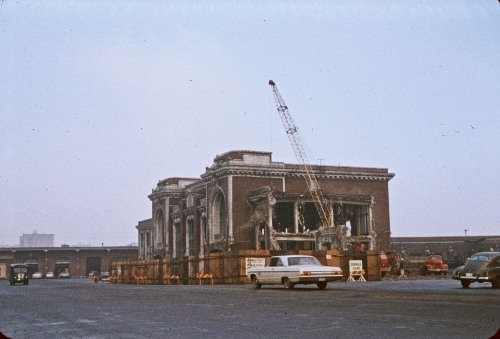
{"left": 20, "top": 230, "right": 54, "bottom": 247}
{"left": 0, "top": 246, "right": 138, "bottom": 279}
{"left": 391, "top": 236, "right": 500, "bottom": 267}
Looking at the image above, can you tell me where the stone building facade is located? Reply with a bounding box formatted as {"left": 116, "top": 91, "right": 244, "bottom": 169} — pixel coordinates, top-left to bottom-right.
{"left": 137, "top": 150, "right": 395, "bottom": 260}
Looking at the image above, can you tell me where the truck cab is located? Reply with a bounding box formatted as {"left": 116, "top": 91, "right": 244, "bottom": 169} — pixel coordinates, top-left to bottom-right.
{"left": 424, "top": 254, "right": 448, "bottom": 275}
{"left": 380, "top": 251, "right": 401, "bottom": 277}
{"left": 9, "top": 263, "right": 29, "bottom": 286}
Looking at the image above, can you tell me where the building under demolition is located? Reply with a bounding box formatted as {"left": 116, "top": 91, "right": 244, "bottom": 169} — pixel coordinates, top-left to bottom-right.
{"left": 137, "top": 150, "right": 395, "bottom": 260}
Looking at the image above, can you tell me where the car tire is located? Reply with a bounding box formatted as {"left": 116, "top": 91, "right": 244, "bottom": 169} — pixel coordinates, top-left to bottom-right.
{"left": 491, "top": 278, "right": 500, "bottom": 289}
{"left": 317, "top": 281, "right": 327, "bottom": 290}
{"left": 283, "top": 278, "right": 294, "bottom": 289}
{"left": 461, "top": 280, "right": 471, "bottom": 288}
{"left": 251, "top": 276, "right": 261, "bottom": 289}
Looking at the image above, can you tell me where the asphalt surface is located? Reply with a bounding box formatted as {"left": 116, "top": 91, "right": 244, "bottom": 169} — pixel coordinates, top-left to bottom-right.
{"left": 0, "top": 277, "right": 498, "bottom": 339}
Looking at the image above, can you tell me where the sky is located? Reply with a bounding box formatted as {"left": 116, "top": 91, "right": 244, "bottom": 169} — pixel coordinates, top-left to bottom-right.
{"left": 1, "top": 0, "right": 499, "bottom": 247}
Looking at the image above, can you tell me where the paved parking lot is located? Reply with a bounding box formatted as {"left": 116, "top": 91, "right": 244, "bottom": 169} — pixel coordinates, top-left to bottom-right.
{"left": 1, "top": 278, "right": 498, "bottom": 338}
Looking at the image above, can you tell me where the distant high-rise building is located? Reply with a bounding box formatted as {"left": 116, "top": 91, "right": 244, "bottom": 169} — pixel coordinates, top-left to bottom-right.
{"left": 20, "top": 230, "right": 54, "bottom": 247}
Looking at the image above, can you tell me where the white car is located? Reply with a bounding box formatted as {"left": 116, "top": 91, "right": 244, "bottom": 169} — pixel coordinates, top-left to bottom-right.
{"left": 59, "top": 271, "right": 70, "bottom": 278}
{"left": 32, "top": 272, "right": 43, "bottom": 279}
{"left": 247, "top": 255, "right": 343, "bottom": 290}
{"left": 45, "top": 272, "right": 54, "bottom": 278}
{"left": 100, "top": 272, "right": 110, "bottom": 283}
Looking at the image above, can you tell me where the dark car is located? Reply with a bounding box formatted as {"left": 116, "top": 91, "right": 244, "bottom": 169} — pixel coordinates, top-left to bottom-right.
{"left": 9, "top": 263, "right": 29, "bottom": 286}
{"left": 452, "top": 251, "right": 500, "bottom": 289}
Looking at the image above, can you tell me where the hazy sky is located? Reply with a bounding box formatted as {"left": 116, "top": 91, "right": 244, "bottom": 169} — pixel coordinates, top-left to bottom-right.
{"left": 1, "top": 1, "right": 499, "bottom": 247}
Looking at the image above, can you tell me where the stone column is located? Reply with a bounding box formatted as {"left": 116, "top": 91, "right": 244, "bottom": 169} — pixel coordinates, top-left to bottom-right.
{"left": 294, "top": 201, "right": 299, "bottom": 233}
{"left": 266, "top": 204, "right": 273, "bottom": 250}
{"left": 228, "top": 175, "right": 233, "bottom": 240}
{"left": 185, "top": 218, "right": 190, "bottom": 257}
{"left": 368, "top": 198, "right": 375, "bottom": 250}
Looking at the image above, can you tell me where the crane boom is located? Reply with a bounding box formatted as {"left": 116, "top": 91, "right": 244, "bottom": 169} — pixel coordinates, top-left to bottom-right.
{"left": 268, "top": 80, "right": 331, "bottom": 228}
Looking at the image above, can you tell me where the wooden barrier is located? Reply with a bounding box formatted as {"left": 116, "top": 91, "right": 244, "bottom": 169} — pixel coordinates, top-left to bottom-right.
{"left": 347, "top": 270, "right": 366, "bottom": 282}
{"left": 111, "top": 249, "right": 384, "bottom": 285}
{"left": 163, "top": 274, "right": 180, "bottom": 285}
{"left": 196, "top": 273, "right": 214, "bottom": 285}
{"left": 134, "top": 275, "right": 148, "bottom": 285}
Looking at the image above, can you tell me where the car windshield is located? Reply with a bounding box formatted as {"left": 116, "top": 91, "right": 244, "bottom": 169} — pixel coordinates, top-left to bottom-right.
{"left": 266, "top": 257, "right": 284, "bottom": 267}
{"left": 469, "top": 253, "right": 494, "bottom": 261}
{"left": 288, "top": 257, "right": 320, "bottom": 266}
{"left": 13, "top": 267, "right": 27, "bottom": 273}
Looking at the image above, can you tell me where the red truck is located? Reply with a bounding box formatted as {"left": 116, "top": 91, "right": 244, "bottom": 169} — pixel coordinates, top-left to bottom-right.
{"left": 424, "top": 254, "right": 448, "bottom": 275}
{"left": 380, "top": 251, "right": 401, "bottom": 277}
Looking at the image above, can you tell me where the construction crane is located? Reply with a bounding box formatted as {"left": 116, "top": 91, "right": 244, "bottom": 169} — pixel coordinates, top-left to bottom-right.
{"left": 268, "top": 80, "right": 332, "bottom": 230}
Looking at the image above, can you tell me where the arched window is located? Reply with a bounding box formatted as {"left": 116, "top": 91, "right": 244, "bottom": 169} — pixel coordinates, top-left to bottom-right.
{"left": 146, "top": 231, "right": 151, "bottom": 258}
{"left": 140, "top": 232, "right": 145, "bottom": 259}
{"left": 187, "top": 218, "right": 195, "bottom": 256}
{"left": 211, "top": 191, "right": 227, "bottom": 240}
{"left": 174, "top": 222, "right": 182, "bottom": 258}
{"left": 200, "top": 214, "right": 207, "bottom": 254}
{"left": 155, "top": 209, "right": 165, "bottom": 247}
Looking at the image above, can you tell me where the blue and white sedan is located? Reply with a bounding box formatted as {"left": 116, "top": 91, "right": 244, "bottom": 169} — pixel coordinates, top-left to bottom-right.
{"left": 247, "top": 255, "right": 343, "bottom": 290}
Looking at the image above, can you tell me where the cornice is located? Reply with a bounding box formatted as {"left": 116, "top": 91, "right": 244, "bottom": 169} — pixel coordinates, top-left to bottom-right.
{"left": 148, "top": 188, "right": 185, "bottom": 201}
{"left": 201, "top": 165, "right": 394, "bottom": 182}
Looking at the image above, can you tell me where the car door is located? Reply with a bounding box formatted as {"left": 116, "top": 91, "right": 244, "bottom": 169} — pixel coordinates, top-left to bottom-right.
{"left": 267, "top": 257, "right": 285, "bottom": 283}
{"left": 259, "top": 257, "right": 283, "bottom": 284}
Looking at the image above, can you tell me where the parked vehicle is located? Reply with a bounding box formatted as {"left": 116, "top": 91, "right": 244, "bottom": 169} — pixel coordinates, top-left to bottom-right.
{"left": 247, "top": 255, "right": 343, "bottom": 290}
{"left": 452, "top": 251, "right": 500, "bottom": 289}
{"left": 59, "top": 271, "right": 70, "bottom": 278}
{"left": 423, "top": 254, "right": 448, "bottom": 275}
{"left": 9, "top": 263, "right": 29, "bottom": 286}
{"left": 100, "top": 272, "right": 110, "bottom": 283}
{"left": 32, "top": 272, "right": 43, "bottom": 279}
{"left": 380, "top": 252, "right": 391, "bottom": 276}
{"left": 380, "top": 251, "right": 401, "bottom": 277}
{"left": 45, "top": 272, "right": 54, "bottom": 278}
